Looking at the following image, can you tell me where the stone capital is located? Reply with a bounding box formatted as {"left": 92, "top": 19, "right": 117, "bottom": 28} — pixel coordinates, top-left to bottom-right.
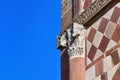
{"left": 57, "top": 22, "right": 86, "bottom": 59}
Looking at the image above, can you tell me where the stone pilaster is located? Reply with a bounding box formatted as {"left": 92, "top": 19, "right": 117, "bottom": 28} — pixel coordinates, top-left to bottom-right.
{"left": 57, "top": 22, "right": 86, "bottom": 80}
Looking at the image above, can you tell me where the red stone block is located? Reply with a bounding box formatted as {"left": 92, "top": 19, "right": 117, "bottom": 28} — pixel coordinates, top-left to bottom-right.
{"left": 110, "top": 7, "right": 120, "bottom": 23}
{"left": 98, "top": 17, "right": 109, "bottom": 33}
{"left": 83, "top": 0, "right": 92, "bottom": 9}
{"left": 112, "top": 24, "right": 120, "bottom": 43}
{"left": 101, "top": 72, "right": 108, "bottom": 80}
{"left": 87, "top": 27, "right": 96, "bottom": 43}
{"left": 95, "top": 60, "right": 103, "bottom": 77}
{"left": 111, "top": 50, "right": 120, "bottom": 65}
{"left": 112, "top": 67, "right": 120, "bottom": 80}
{"left": 88, "top": 45, "right": 97, "bottom": 61}
{"left": 98, "top": 36, "right": 110, "bottom": 52}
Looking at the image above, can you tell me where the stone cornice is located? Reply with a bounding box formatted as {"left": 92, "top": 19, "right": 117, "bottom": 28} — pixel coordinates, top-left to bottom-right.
{"left": 73, "top": 0, "right": 119, "bottom": 28}
{"left": 74, "top": 0, "right": 112, "bottom": 24}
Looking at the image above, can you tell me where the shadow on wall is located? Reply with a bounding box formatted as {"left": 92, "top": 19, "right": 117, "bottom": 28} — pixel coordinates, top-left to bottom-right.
{"left": 61, "top": 49, "right": 70, "bottom": 80}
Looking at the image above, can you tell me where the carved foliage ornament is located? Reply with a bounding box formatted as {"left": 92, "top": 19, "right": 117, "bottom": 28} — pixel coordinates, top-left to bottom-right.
{"left": 57, "top": 23, "right": 86, "bottom": 58}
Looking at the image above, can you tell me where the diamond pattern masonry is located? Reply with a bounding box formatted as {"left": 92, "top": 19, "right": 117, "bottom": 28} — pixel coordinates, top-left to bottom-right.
{"left": 86, "top": 3, "right": 120, "bottom": 65}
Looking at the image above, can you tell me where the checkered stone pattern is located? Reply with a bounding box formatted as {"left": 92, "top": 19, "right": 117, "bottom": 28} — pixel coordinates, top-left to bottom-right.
{"left": 86, "top": 2, "right": 120, "bottom": 66}
{"left": 86, "top": 48, "right": 120, "bottom": 80}
{"left": 94, "top": 62, "right": 120, "bottom": 80}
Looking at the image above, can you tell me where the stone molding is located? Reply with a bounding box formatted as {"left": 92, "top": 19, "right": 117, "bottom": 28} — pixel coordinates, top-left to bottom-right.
{"left": 74, "top": 0, "right": 114, "bottom": 25}
{"left": 57, "top": 23, "right": 86, "bottom": 59}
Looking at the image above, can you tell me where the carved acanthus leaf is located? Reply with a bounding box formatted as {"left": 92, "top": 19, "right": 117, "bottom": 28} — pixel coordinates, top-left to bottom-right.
{"left": 57, "top": 23, "right": 86, "bottom": 58}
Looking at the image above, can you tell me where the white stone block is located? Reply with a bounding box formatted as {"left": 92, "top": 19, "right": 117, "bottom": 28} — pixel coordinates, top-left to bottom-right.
{"left": 94, "top": 75, "right": 101, "bottom": 80}
{"left": 107, "top": 63, "right": 119, "bottom": 80}
{"left": 94, "top": 49, "right": 103, "bottom": 61}
{"left": 93, "top": 31, "right": 103, "bottom": 48}
{"left": 104, "top": 21, "right": 116, "bottom": 39}
{"left": 87, "top": 57, "right": 92, "bottom": 65}
{"left": 92, "top": 18, "right": 102, "bottom": 30}
{"left": 103, "top": 56, "right": 114, "bottom": 72}
{"left": 106, "top": 40, "right": 116, "bottom": 51}
{"left": 103, "top": 7, "right": 114, "bottom": 20}
{"left": 86, "top": 66, "right": 95, "bottom": 80}
{"left": 87, "top": 40, "right": 92, "bottom": 55}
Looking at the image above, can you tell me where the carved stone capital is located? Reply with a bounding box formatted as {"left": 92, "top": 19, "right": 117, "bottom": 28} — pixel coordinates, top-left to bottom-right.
{"left": 57, "top": 32, "right": 67, "bottom": 48}
{"left": 57, "top": 23, "right": 86, "bottom": 59}
{"left": 68, "top": 23, "right": 86, "bottom": 59}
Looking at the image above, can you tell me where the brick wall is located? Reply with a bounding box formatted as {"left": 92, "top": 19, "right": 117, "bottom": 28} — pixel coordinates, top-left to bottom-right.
{"left": 61, "top": 0, "right": 72, "bottom": 32}
{"left": 61, "top": 7, "right": 72, "bottom": 32}
{"left": 85, "top": 2, "right": 120, "bottom": 80}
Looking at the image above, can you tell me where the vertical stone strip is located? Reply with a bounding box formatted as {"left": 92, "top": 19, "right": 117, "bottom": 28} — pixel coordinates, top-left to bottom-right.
{"left": 68, "top": 23, "right": 86, "bottom": 80}
{"left": 74, "top": 0, "right": 80, "bottom": 16}
{"left": 57, "top": 22, "right": 86, "bottom": 80}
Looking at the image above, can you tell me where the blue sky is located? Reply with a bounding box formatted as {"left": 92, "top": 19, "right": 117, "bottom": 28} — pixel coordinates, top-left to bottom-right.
{"left": 0, "top": 0, "right": 60, "bottom": 80}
